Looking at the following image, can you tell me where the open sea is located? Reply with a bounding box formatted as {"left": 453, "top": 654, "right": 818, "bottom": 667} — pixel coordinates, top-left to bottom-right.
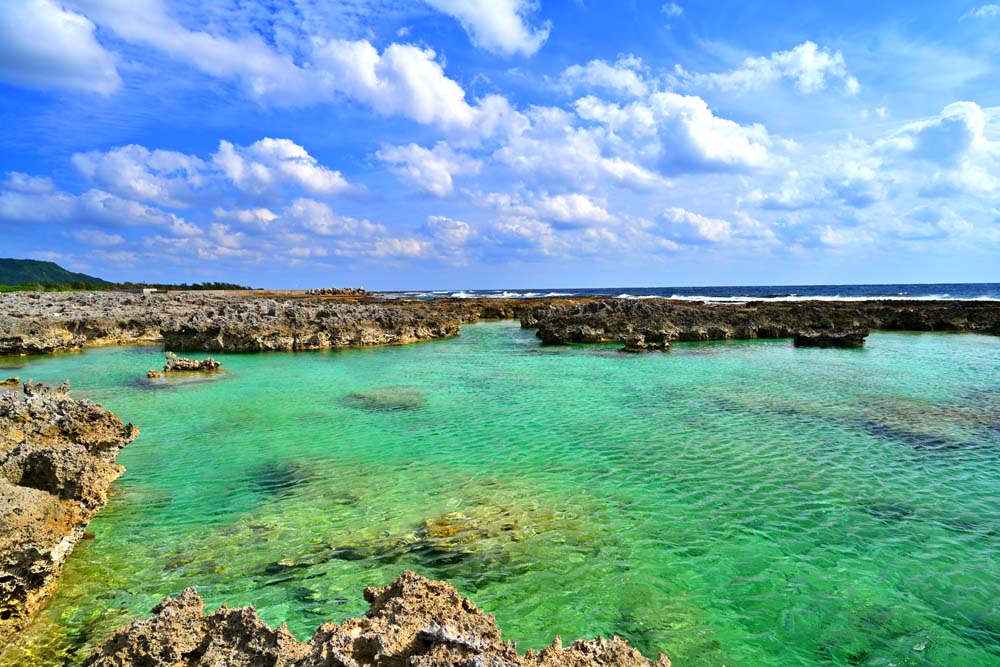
{"left": 1, "top": 306, "right": 999, "bottom": 665}
{"left": 381, "top": 282, "right": 1000, "bottom": 302}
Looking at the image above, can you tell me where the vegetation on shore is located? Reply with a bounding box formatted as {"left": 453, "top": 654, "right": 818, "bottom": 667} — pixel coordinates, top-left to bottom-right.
{"left": 0, "top": 259, "right": 252, "bottom": 292}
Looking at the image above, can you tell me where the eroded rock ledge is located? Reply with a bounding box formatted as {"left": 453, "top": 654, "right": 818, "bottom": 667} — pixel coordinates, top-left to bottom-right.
{"left": 84, "top": 571, "right": 670, "bottom": 667}
{"left": 524, "top": 298, "right": 1000, "bottom": 346}
{"left": 0, "top": 383, "right": 138, "bottom": 645}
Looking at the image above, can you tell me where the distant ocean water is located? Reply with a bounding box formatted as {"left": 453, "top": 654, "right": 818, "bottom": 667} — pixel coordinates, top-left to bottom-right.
{"left": 380, "top": 282, "right": 1000, "bottom": 302}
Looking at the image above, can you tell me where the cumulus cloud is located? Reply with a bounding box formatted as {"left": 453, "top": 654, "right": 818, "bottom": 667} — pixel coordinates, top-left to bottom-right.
{"left": 0, "top": 186, "right": 199, "bottom": 236}
{"left": 69, "top": 0, "right": 522, "bottom": 137}
{"left": 213, "top": 138, "right": 351, "bottom": 196}
{"left": 376, "top": 142, "right": 482, "bottom": 196}
{"left": 0, "top": 0, "right": 120, "bottom": 94}
{"left": 425, "top": 215, "right": 475, "bottom": 246}
{"left": 423, "top": 0, "right": 550, "bottom": 56}
{"left": 662, "top": 2, "right": 684, "bottom": 16}
{"left": 281, "top": 198, "right": 385, "bottom": 237}
{"left": 73, "top": 145, "right": 207, "bottom": 207}
{"left": 661, "top": 207, "right": 733, "bottom": 243}
{"left": 687, "top": 41, "right": 859, "bottom": 95}
{"left": 561, "top": 55, "right": 649, "bottom": 97}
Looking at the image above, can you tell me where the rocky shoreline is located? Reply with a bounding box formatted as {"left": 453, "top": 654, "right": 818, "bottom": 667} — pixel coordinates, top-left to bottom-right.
{"left": 1, "top": 291, "right": 998, "bottom": 357}
{"left": 523, "top": 298, "right": 1000, "bottom": 346}
{"left": 0, "top": 382, "right": 138, "bottom": 645}
{"left": 83, "top": 571, "right": 669, "bottom": 667}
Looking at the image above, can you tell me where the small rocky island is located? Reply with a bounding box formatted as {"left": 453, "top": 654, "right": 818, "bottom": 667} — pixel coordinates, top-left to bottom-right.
{"left": 0, "top": 382, "right": 138, "bottom": 643}
{"left": 83, "top": 571, "right": 669, "bottom": 667}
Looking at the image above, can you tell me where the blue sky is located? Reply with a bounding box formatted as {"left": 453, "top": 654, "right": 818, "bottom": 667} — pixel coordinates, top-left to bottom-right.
{"left": 1, "top": 0, "right": 998, "bottom": 289}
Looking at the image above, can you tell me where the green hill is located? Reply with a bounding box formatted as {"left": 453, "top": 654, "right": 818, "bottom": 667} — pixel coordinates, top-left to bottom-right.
{"left": 0, "top": 258, "right": 109, "bottom": 287}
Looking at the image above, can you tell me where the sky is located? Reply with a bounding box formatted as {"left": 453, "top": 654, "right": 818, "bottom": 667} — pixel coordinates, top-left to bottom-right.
{"left": 0, "top": 0, "right": 998, "bottom": 289}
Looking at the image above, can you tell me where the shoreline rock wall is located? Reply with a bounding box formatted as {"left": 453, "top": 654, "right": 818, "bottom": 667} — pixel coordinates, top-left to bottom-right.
{"left": 83, "top": 571, "right": 670, "bottom": 667}
{"left": 1, "top": 292, "right": 997, "bottom": 357}
{"left": 524, "top": 298, "right": 1000, "bottom": 345}
{"left": 0, "top": 383, "right": 138, "bottom": 646}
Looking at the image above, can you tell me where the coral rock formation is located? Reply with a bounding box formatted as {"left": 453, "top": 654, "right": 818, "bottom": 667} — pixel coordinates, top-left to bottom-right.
{"left": 84, "top": 571, "right": 670, "bottom": 667}
{"left": 0, "top": 383, "right": 138, "bottom": 645}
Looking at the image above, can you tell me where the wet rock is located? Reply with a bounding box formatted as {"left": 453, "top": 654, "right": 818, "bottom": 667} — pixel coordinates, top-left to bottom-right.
{"left": 621, "top": 334, "right": 669, "bottom": 353}
{"left": 793, "top": 328, "right": 869, "bottom": 348}
{"left": 163, "top": 351, "right": 221, "bottom": 372}
{"left": 0, "top": 385, "right": 138, "bottom": 646}
{"left": 0, "top": 378, "right": 18, "bottom": 388}
{"left": 83, "top": 572, "right": 670, "bottom": 667}
{"left": 146, "top": 370, "right": 161, "bottom": 379}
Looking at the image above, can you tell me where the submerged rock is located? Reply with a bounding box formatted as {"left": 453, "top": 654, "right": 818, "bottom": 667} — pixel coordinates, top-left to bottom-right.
{"left": 793, "top": 328, "right": 869, "bottom": 348}
{"left": 341, "top": 386, "right": 427, "bottom": 412}
{"left": 83, "top": 571, "right": 671, "bottom": 667}
{"left": 0, "top": 383, "right": 138, "bottom": 646}
{"left": 146, "top": 369, "right": 161, "bottom": 379}
{"left": 163, "top": 351, "right": 221, "bottom": 372}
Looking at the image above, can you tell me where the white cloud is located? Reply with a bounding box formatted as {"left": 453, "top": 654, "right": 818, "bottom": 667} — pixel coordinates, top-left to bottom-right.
{"left": 71, "top": 0, "right": 522, "bottom": 137}
{"left": 426, "top": 215, "right": 474, "bottom": 246}
{"left": 212, "top": 138, "right": 351, "bottom": 196}
{"left": 0, "top": 0, "right": 120, "bottom": 94}
{"left": 282, "top": 198, "right": 385, "bottom": 237}
{"left": 661, "top": 207, "right": 733, "bottom": 243}
{"left": 561, "top": 55, "right": 648, "bottom": 97}
{"left": 3, "top": 172, "right": 56, "bottom": 194}
{"left": 533, "top": 193, "right": 613, "bottom": 226}
{"left": 648, "top": 92, "right": 773, "bottom": 172}
{"left": 689, "top": 41, "right": 859, "bottom": 95}
{"left": 965, "top": 4, "right": 1000, "bottom": 18}
{"left": 73, "top": 145, "right": 207, "bottom": 207}
{"left": 372, "top": 237, "right": 433, "bottom": 257}
{"left": 71, "top": 228, "right": 126, "bottom": 246}
{"left": 423, "top": 0, "right": 550, "bottom": 56}
{"left": 662, "top": 2, "right": 683, "bottom": 17}
{"left": 376, "top": 142, "right": 482, "bottom": 196}
{"left": 213, "top": 207, "right": 279, "bottom": 230}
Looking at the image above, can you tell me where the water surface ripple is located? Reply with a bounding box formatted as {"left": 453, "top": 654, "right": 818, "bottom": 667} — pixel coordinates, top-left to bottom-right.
{"left": 1, "top": 323, "right": 998, "bottom": 666}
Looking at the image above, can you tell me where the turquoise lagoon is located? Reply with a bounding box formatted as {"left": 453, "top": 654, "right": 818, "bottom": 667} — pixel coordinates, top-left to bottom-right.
{"left": 1, "top": 321, "right": 998, "bottom": 666}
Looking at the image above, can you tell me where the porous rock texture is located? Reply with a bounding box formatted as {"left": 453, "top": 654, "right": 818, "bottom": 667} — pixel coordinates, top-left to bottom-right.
{"left": 526, "top": 298, "right": 1000, "bottom": 345}
{"left": 84, "top": 571, "right": 670, "bottom": 667}
{"left": 0, "top": 292, "right": 591, "bottom": 355}
{"left": 0, "top": 383, "right": 138, "bottom": 645}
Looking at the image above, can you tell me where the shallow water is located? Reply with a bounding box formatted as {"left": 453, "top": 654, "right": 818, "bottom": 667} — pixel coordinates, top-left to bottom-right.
{"left": 2, "top": 322, "right": 999, "bottom": 666}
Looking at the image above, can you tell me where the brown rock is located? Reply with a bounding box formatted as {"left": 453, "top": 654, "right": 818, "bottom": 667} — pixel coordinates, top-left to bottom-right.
{"left": 0, "top": 384, "right": 138, "bottom": 645}
{"left": 84, "top": 572, "right": 670, "bottom": 667}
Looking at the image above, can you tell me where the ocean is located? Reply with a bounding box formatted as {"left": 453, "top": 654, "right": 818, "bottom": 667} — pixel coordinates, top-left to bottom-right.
{"left": 381, "top": 282, "right": 1000, "bottom": 302}
{"left": 1, "top": 322, "right": 998, "bottom": 666}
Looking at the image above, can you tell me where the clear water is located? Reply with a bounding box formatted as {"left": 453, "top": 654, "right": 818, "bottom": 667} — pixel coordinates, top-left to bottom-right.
{"left": 1, "top": 322, "right": 999, "bottom": 667}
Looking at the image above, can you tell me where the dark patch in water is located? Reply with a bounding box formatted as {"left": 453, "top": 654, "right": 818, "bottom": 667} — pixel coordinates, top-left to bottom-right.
{"left": 856, "top": 499, "right": 916, "bottom": 523}
{"left": 247, "top": 460, "right": 313, "bottom": 499}
{"left": 853, "top": 419, "right": 973, "bottom": 452}
{"left": 339, "top": 386, "right": 427, "bottom": 412}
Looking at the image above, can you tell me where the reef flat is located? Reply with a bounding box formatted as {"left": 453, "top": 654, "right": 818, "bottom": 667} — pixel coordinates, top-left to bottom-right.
{"left": 1, "top": 291, "right": 998, "bottom": 357}
{"left": 0, "top": 382, "right": 138, "bottom": 644}
{"left": 83, "top": 571, "right": 669, "bottom": 667}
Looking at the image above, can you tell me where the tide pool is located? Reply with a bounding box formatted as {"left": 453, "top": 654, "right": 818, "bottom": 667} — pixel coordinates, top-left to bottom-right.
{"left": 1, "top": 321, "right": 998, "bottom": 666}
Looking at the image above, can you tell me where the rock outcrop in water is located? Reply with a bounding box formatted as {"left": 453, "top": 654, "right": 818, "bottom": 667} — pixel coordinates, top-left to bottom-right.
{"left": 793, "top": 328, "right": 869, "bottom": 348}
{"left": 526, "top": 299, "right": 1000, "bottom": 345}
{"left": 0, "top": 383, "right": 138, "bottom": 645}
{"left": 83, "top": 571, "right": 670, "bottom": 667}
{"left": 163, "top": 352, "right": 221, "bottom": 372}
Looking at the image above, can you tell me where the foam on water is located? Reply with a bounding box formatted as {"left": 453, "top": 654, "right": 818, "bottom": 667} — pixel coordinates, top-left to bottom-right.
{"left": 1, "top": 325, "right": 998, "bottom": 667}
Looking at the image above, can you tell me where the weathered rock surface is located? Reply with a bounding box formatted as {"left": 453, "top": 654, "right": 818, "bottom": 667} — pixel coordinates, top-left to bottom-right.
{"left": 793, "top": 328, "right": 869, "bottom": 348}
{"left": 0, "top": 292, "right": 592, "bottom": 355}
{"left": 163, "top": 352, "right": 221, "bottom": 372}
{"left": 84, "top": 571, "right": 670, "bottom": 667}
{"left": 526, "top": 298, "right": 1000, "bottom": 345}
{"left": 0, "top": 384, "right": 138, "bottom": 646}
